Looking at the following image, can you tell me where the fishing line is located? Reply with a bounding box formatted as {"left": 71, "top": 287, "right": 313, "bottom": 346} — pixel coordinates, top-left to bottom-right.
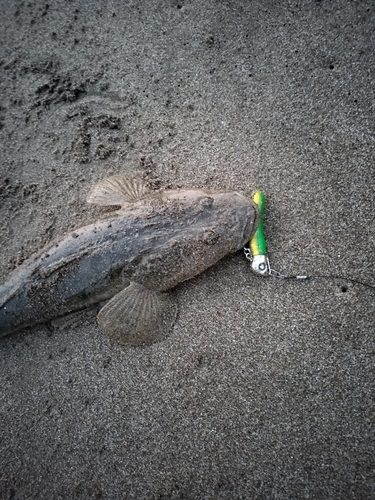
{"left": 245, "top": 191, "right": 375, "bottom": 291}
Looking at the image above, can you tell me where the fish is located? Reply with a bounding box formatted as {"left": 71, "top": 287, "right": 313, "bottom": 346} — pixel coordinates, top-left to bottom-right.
{"left": 0, "top": 174, "right": 260, "bottom": 345}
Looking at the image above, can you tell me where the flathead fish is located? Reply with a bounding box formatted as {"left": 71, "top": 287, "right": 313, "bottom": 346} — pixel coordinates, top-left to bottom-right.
{"left": 0, "top": 174, "right": 259, "bottom": 344}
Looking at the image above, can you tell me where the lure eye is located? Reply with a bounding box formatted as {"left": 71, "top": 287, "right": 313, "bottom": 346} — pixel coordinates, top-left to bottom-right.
{"left": 251, "top": 255, "right": 269, "bottom": 276}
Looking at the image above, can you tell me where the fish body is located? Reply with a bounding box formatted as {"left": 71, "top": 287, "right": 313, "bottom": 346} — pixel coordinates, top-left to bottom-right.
{"left": 0, "top": 175, "right": 259, "bottom": 344}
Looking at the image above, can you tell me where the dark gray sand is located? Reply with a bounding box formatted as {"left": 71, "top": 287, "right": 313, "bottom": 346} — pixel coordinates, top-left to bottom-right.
{"left": 1, "top": 1, "right": 374, "bottom": 498}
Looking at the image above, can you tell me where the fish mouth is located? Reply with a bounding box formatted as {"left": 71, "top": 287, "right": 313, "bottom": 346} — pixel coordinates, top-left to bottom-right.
{"left": 249, "top": 198, "right": 261, "bottom": 239}
{"left": 237, "top": 196, "right": 261, "bottom": 248}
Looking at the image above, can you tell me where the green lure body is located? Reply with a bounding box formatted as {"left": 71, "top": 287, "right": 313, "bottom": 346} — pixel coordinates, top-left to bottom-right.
{"left": 250, "top": 191, "right": 267, "bottom": 257}
{"left": 248, "top": 191, "right": 269, "bottom": 275}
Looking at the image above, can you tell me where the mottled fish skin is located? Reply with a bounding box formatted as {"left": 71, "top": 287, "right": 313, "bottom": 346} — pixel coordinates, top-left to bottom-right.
{"left": 0, "top": 184, "right": 259, "bottom": 340}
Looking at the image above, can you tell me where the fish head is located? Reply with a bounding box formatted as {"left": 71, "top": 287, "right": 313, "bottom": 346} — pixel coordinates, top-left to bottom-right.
{"left": 162, "top": 188, "right": 260, "bottom": 249}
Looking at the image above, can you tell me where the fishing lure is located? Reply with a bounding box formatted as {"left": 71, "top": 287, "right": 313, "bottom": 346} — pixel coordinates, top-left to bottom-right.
{"left": 246, "top": 191, "right": 269, "bottom": 276}
{"left": 244, "top": 191, "right": 375, "bottom": 290}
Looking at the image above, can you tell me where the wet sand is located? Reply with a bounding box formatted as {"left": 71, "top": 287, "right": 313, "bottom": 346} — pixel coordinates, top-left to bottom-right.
{"left": 0, "top": 1, "right": 374, "bottom": 498}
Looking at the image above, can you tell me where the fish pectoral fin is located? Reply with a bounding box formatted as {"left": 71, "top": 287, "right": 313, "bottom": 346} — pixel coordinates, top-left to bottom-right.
{"left": 97, "top": 282, "right": 178, "bottom": 345}
{"left": 86, "top": 174, "right": 149, "bottom": 207}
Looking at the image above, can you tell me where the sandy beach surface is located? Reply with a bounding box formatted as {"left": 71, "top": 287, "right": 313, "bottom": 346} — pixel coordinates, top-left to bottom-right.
{"left": 0, "top": 1, "right": 374, "bottom": 498}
